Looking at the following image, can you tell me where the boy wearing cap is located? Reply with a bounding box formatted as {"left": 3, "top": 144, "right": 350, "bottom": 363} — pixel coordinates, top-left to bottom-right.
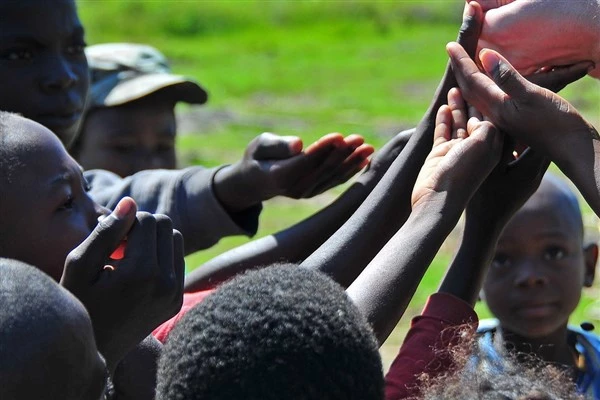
{"left": 73, "top": 43, "right": 207, "bottom": 177}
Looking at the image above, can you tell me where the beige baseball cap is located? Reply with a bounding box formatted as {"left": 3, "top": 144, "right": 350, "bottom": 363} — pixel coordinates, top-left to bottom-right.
{"left": 86, "top": 43, "right": 208, "bottom": 108}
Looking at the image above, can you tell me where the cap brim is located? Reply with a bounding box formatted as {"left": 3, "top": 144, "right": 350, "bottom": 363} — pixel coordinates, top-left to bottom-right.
{"left": 98, "top": 73, "right": 208, "bottom": 107}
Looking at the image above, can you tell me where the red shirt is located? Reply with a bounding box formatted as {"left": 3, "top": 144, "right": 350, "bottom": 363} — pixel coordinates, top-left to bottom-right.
{"left": 152, "top": 290, "right": 214, "bottom": 343}
{"left": 384, "top": 292, "right": 478, "bottom": 399}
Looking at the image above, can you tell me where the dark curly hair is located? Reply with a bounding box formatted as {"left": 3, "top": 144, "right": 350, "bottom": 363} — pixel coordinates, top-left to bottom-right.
{"left": 156, "top": 263, "right": 384, "bottom": 400}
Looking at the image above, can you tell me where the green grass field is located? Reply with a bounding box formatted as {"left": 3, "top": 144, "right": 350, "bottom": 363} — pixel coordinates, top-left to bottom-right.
{"left": 78, "top": 0, "right": 600, "bottom": 371}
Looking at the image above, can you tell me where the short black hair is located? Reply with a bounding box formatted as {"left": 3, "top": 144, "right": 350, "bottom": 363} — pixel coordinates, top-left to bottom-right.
{"left": 156, "top": 263, "right": 384, "bottom": 400}
{"left": 0, "top": 257, "right": 99, "bottom": 399}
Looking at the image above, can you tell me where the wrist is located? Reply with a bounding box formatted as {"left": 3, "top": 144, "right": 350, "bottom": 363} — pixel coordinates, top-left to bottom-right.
{"left": 213, "top": 164, "right": 261, "bottom": 213}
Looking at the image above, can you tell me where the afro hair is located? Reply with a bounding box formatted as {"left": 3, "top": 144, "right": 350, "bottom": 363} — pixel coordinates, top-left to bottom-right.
{"left": 156, "top": 263, "right": 384, "bottom": 400}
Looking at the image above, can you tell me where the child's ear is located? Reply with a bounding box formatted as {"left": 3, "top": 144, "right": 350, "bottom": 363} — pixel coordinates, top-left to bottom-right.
{"left": 583, "top": 243, "right": 598, "bottom": 287}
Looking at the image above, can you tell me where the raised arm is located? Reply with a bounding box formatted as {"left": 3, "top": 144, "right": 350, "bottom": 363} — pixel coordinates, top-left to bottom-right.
{"left": 300, "top": 1, "right": 484, "bottom": 288}
{"left": 184, "top": 131, "right": 408, "bottom": 292}
{"left": 347, "top": 86, "right": 504, "bottom": 345}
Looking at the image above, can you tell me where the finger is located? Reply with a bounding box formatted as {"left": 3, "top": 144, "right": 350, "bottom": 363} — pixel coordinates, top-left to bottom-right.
{"left": 447, "top": 87, "right": 468, "bottom": 139}
{"left": 479, "top": 48, "right": 532, "bottom": 99}
{"left": 428, "top": 1, "right": 483, "bottom": 116}
{"left": 61, "top": 197, "right": 137, "bottom": 285}
{"left": 467, "top": 103, "right": 482, "bottom": 120}
{"left": 446, "top": 42, "right": 510, "bottom": 120}
{"left": 457, "top": 1, "right": 484, "bottom": 58}
{"left": 250, "top": 132, "right": 303, "bottom": 160}
{"left": 342, "top": 134, "right": 365, "bottom": 149}
{"left": 288, "top": 142, "right": 359, "bottom": 197}
{"left": 475, "top": 0, "right": 516, "bottom": 12}
{"left": 308, "top": 144, "right": 375, "bottom": 196}
{"left": 525, "top": 61, "right": 594, "bottom": 93}
{"left": 434, "top": 105, "right": 453, "bottom": 146}
{"left": 172, "top": 229, "right": 185, "bottom": 310}
{"left": 155, "top": 214, "right": 175, "bottom": 287}
{"left": 304, "top": 133, "right": 345, "bottom": 154}
{"left": 119, "top": 212, "right": 158, "bottom": 277}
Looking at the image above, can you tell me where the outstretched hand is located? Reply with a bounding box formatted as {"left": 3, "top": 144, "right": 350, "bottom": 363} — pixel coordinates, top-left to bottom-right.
{"left": 475, "top": 0, "right": 600, "bottom": 79}
{"left": 446, "top": 42, "right": 600, "bottom": 217}
{"left": 213, "top": 132, "right": 374, "bottom": 212}
{"left": 60, "top": 197, "right": 184, "bottom": 374}
{"left": 411, "top": 88, "right": 503, "bottom": 212}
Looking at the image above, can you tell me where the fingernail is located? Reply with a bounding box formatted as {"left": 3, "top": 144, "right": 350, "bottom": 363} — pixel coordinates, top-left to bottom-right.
{"left": 463, "top": 2, "right": 475, "bottom": 18}
{"left": 479, "top": 49, "right": 501, "bottom": 75}
{"left": 114, "top": 198, "right": 133, "bottom": 219}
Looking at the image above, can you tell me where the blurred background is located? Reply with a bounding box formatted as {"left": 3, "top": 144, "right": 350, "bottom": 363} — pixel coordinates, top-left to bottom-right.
{"left": 78, "top": 0, "right": 600, "bottom": 370}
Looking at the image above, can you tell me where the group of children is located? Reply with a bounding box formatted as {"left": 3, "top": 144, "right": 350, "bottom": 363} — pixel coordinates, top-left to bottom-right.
{"left": 1, "top": 0, "right": 600, "bottom": 399}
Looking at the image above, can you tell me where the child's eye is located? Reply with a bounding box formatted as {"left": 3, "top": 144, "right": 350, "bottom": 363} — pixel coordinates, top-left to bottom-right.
{"left": 543, "top": 246, "right": 566, "bottom": 261}
{"left": 492, "top": 253, "right": 511, "bottom": 269}
{"left": 0, "top": 48, "right": 33, "bottom": 61}
{"left": 66, "top": 43, "right": 86, "bottom": 56}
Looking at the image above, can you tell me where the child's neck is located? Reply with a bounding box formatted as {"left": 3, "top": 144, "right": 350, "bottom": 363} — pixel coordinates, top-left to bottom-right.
{"left": 501, "top": 326, "right": 576, "bottom": 369}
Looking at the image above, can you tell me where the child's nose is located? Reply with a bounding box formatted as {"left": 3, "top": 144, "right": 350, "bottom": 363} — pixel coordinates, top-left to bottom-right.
{"left": 514, "top": 260, "right": 549, "bottom": 288}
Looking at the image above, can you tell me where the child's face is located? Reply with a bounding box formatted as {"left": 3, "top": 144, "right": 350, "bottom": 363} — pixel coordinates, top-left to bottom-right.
{"left": 483, "top": 188, "right": 596, "bottom": 339}
{"left": 0, "top": 0, "right": 89, "bottom": 147}
{"left": 0, "top": 118, "right": 108, "bottom": 281}
{"left": 78, "top": 99, "right": 177, "bottom": 177}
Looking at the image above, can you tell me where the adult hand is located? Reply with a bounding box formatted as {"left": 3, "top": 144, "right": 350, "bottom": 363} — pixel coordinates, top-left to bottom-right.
{"left": 446, "top": 42, "right": 600, "bottom": 217}
{"left": 475, "top": 0, "right": 600, "bottom": 78}
{"left": 60, "top": 197, "right": 184, "bottom": 375}
{"left": 213, "top": 132, "right": 374, "bottom": 212}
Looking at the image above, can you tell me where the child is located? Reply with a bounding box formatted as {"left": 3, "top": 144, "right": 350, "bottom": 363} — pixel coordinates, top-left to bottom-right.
{"left": 0, "top": 257, "right": 108, "bottom": 400}
{"left": 0, "top": 0, "right": 373, "bottom": 256}
{"left": 72, "top": 42, "right": 208, "bottom": 177}
{"left": 157, "top": 264, "right": 384, "bottom": 400}
{"left": 477, "top": 174, "right": 600, "bottom": 398}
{"left": 0, "top": 111, "right": 182, "bottom": 384}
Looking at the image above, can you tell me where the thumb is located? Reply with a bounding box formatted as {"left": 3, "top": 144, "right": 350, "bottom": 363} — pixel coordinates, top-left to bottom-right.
{"left": 479, "top": 48, "right": 530, "bottom": 98}
{"left": 249, "top": 132, "right": 303, "bottom": 160}
{"left": 61, "top": 197, "right": 137, "bottom": 285}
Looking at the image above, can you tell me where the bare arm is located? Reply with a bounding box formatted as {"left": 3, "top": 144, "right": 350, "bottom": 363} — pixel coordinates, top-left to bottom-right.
{"left": 348, "top": 83, "right": 504, "bottom": 345}
{"left": 301, "top": 2, "right": 484, "bottom": 288}
{"left": 184, "top": 130, "right": 410, "bottom": 292}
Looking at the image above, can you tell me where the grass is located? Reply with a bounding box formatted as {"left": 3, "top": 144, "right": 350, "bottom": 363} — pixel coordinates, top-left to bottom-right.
{"left": 78, "top": 0, "right": 600, "bottom": 372}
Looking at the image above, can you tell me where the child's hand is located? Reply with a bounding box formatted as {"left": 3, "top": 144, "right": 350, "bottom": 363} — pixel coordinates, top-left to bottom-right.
{"left": 60, "top": 197, "right": 184, "bottom": 374}
{"left": 411, "top": 88, "right": 503, "bottom": 212}
{"left": 446, "top": 42, "right": 600, "bottom": 216}
{"left": 214, "top": 132, "right": 374, "bottom": 211}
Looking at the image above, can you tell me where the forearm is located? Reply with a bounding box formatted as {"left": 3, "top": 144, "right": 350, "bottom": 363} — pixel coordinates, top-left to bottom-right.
{"left": 184, "top": 181, "right": 376, "bottom": 292}
{"left": 300, "top": 78, "right": 451, "bottom": 287}
{"left": 300, "top": 131, "right": 427, "bottom": 287}
{"left": 346, "top": 198, "right": 462, "bottom": 345}
{"left": 438, "top": 213, "right": 504, "bottom": 306}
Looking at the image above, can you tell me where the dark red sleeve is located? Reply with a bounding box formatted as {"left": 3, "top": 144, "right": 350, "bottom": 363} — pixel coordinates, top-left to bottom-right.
{"left": 384, "top": 292, "right": 478, "bottom": 400}
{"left": 152, "top": 290, "right": 214, "bottom": 343}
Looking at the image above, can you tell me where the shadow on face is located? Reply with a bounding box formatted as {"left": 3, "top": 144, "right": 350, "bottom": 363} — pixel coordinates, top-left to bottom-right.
{"left": 75, "top": 94, "right": 177, "bottom": 177}
{"left": 0, "top": 0, "right": 89, "bottom": 147}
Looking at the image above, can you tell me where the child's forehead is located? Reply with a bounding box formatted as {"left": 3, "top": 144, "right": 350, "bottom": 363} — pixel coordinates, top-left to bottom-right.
{"left": 0, "top": 0, "right": 80, "bottom": 36}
